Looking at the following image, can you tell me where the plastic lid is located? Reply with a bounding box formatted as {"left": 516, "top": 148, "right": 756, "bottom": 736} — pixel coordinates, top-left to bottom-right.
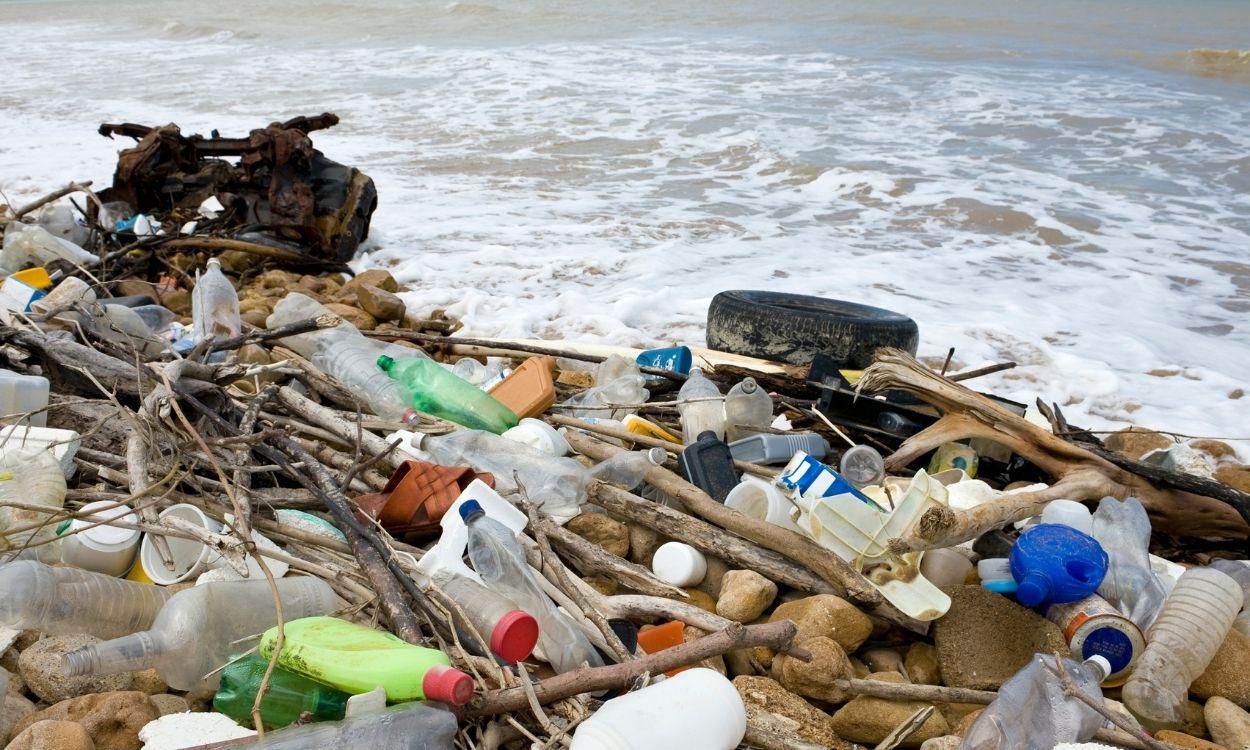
{"left": 1015, "top": 571, "right": 1051, "bottom": 607}
{"left": 376, "top": 354, "right": 395, "bottom": 370}
{"left": 490, "top": 610, "right": 540, "bottom": 664}
{"left": 76, "top": 501, "right": 140, "bottom": 548}
{"left": 458, "top": 499, "right": 485, "bottom": 521}
{"left": 422, "top": 664, "right": 474, "bottom": 706}
{"left": 644, "top": 446, "right": 667, "bottom": 466}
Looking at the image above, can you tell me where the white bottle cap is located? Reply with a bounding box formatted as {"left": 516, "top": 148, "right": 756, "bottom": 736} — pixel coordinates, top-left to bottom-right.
{"left": 652, "top": 542, "right": 707, "bottom": 587}
{"left": 1084, "top": 654, "right": 1112, "bottom": 683}
{"left": 977, "top": 557, "right": 1012, "bottom": 582}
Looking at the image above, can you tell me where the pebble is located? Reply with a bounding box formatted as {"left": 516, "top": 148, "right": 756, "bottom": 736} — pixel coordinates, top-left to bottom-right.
{"left": 323, "top": 303, "right": 377, "bottom": 331}
{"left": 933, "top": 585, "right": 1067, "bottom": 689}
{"left": 1104, "top": 427, "right": 1171, "bottom": 459}
{"left": 340, "top": 269, "right": 398, "bottom": 294}
{"left": 860, "top": 647, "right": 906, "bottom": 677}
{"left": 919, "top": 737, "right": 962, "bottom": 750}
{"left": 1192, "top": 629, "right": 1250, "bottom": 708}
{"left": 625, "top": 523, "right": 665, "bottom": 567}
{"left": 905, "top": 642, "right": 942, "bottom": 685}
{"left": 129, "top": 670, "right": 166, "bottom": 697}
{"left": 772, "top": 636, "right": 852, "bottom": 703}
{"left": 1153, "top": 730, "right": 1228, "bottom": 750}
{"left": 769, "top": 594, "right": 873, "bottom": 652}
{"left": 146, "top": 695, "right": 189, "bottom": 717}
{"left": 0, "top": 694, "right": 37, "bottom": 746}
{"left": 4, "top": 719, "right": 95, "bottom": 750}
{"left": 829, "top": 672, "right": 951, "bottom": 747}
{"left": 18, "top": 636, "right": 133, "bottom": 704}
{"left": 13, "top": 691, "right": 159, "bottom": 750}
{"left": 733, "top": 676, "right": 848, "bottom": 748}
{"left": 355, "top": 285, "right": 406, "bottom": 322}
{"left": 1205, "top": 696, "right": 1250, "bottom": 750}
{"left": 566, "top": 513, "right": 629, "bottom": 559}
{"left": 715, "top": 570, "right": 777, "bottom": 623}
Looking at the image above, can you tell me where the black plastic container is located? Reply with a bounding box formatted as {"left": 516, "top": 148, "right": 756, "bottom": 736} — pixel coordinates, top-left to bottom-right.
{"left": 679, "top": 431, "right": 740, "bottom": 503}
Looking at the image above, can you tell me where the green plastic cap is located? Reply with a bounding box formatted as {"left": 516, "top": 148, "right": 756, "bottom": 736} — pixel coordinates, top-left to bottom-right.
{"left": 377, "top": 354, "right": 395, "bottom": 371}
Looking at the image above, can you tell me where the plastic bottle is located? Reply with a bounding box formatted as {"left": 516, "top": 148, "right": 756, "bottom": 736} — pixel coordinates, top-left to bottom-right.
{"left": 37, "top": 203, "right": 89, "bottom": 248}
{"left": 214, "top": 653, "right": 350, "bottom": 730}
{"left": 723, "top": 378, "right": 773, "bottom": 442}
{"left": 258, "top": 617, "right": 472, "bottom": 705}
{"left": 0, "top": 223, "right": 98, "bottom": 272}
{"left": 461, "top": 500, "right": 604, "bottom": 674}
{"left": 1209, "top": 559, "right": 1250, "bottom": 637}
{"left": 63, "top": 576, "right": 342, "bottom": 691}
{"left": 960, "top": 654, "right": 1110, "bottom": 750}
{"left": 431, "top": 570, "right": 539, "bottom": 664}
{"left": 191, "top": 258, "right": 241, "bottom": 346}
{"left": 0, "top": 560, "right": 172, "bottom": 639}
{"left": 502, "top": 418, "right": 570, "bottom": 457}
{"left": 130, "top": 305, "right": 176, "bottom": 338}
{"left": 0, "top": 369, "right": 50, "bottom": 427}
{"left": 265, "top": 293, "right": 357, "bottom": 357}
{"left": 563, "top": 355, "right": 649, "bottom": 422}
{"left": 87, "top": 303, "right": 168, "bottom": 357}
{"left": 0, "top": 448, "right": 67, "bottom": 553}
{"left": 570, "top": 668, "right": 746, "bottom": 750}
{"left": 727, "top": 433, "right": 828, "bottom": 465}
{"left": 378, "top": 355, "right": 518, "bottom": 433}
{"left": 235, "top": 701, "right": 458, "bottom": 750}
{"left": 313, "top": 339, "right": 414, "bottom": 421}
{"left": 1040, "top": 499, "right": 1093, "bottom": 536}
{"left": 677, "top": 368, "right": 724, "bottom": 445}
{"left": 588, "top": 448, "right": 665, "bottom": 490}
{"left": 1009, "top": 524, "right": 1108, "bottom": 608}
{"left": 977, "top": 558, "right": 1017, "bottom": 594}
{"left": 415, "top": 430, "right": 587, "bottom": 520}
{"left": 1122, "top": 567, "right": 1243, "bottom": 730}
{"left": 1090, "top": 497, "right": 1167, "bottom": 630}
{"left": 651, "top": 542, "right": 707, "bottom": 587}
{"left": 724, "top": 476, "right": 802, "bottom": 533}
{"left": 30, "top": 276, "right": 95, "bottom": 316}
{"left": 1045, "top": 594, "right": 1145, "bottom": 686}
{"left": 679, "top": 431, "right": 739, "bottom": 502}
{"left": 840, "top": 444, "right": 885, "bottom": 488}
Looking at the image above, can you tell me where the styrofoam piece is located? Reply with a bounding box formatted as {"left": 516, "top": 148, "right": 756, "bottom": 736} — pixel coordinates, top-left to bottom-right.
{"left": 0, "top": 424, "right": 80, "bottom": 478}
{"left": 138, "top": 711, "right": 256, "bottom": 750}
{"left": 414, "top": 479, "right": 526, "bottom": 585}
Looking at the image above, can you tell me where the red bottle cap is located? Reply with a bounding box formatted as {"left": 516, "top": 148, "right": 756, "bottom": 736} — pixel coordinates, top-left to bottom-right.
{"left": 490, "top": 610, "right": 540, "bottom": 665}
{"left": 422, "top": 665, "right": 474, "bottom": 706}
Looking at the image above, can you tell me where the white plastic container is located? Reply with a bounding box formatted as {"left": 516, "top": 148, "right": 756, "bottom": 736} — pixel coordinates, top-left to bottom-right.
{"left": 978, "top": 557, "right": 1017, "bottom": 594}
{"left": 59, "top": 500, "right": 141, "bottom": 577}
{"left": 191, "top": 258, "right": 241, "bottom": 345}
{"left": 724, "top": 475, "right": 802, "bottom": 532}
{"left": 651, "top": 542, "right": 707, "bottom": 587}
{"left": 0, "top": 369, "right": 49, "bottom": 427}
{"left": 140, "top": 504, "right": 227, "bottom": 584}
{"left": 503, "top": 418, "right": 570, "bottom": 456}
{"left": 920, "top": 547, "right": 973, "bottom": 589}
{"left": 1040, "top": 499, "right": 1093, "bottom": 536}
{"left": 570, "top": 668, "right": 746, "bottom": 750}
{"left": 0, "top": 425, "right": 80, "bottom": 477}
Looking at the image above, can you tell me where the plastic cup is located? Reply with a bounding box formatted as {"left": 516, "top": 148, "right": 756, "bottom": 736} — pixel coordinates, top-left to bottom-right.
{"left": 58, "top": 500, "right": 141, "bottom": 577}
{"left": 139, "top": 504, "right": 226, "bottom": 585}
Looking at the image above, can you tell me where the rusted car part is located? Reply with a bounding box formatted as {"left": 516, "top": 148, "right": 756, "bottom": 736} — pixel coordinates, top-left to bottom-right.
{"left": 97, "top": 113, "right": 376, "bottom": 262}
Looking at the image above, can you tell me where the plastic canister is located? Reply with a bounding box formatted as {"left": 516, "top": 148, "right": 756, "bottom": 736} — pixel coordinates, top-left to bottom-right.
{"left": 139, "top": 504, "right": 226, "bottom": 584}
{"left": 728, "top": 433, "right": 828, "bottom": 466}
{"left": 569, "top": 668, "right": 746, "bottom": 750}
{"left": 1010, "top": 524, "right": 1108, "bottom": 608}
{"left": 1040, "top": 499, "right": 1093, "bottom": 536}
{"left": 927, "top": 442, "right": 978, "bottom": 478}
{"left": 724, "top": 476, "right": 802, "bottom": 533}
{"left": 489, "top": 356, "right": 555, "bottom": 419}
{"left": 1046, "top": 594, "right": 1145, "bottom": 686}
{"left": 678, "top": 431, "right": 739, "bottom": 502}
{"left": 57, "top": 501, "right": 141, "bottom": 577}
{"left": 651, "top": 542, "right": 707, "bottom": 587}
{"left": 0, "top": 369, "right": 50, "bottom": 427}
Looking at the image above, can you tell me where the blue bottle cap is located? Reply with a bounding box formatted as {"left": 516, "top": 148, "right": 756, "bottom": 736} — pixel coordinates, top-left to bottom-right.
{"left": 458, "top": 499, "right": 485, "bottom": 521}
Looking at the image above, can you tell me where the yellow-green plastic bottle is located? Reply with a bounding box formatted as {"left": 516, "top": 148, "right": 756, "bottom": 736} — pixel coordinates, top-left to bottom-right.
{"left": 377, "top": 354, "right": 518, "bottom": 433}
{"left": 258, "top": 617, "right": 473, "bottom": 705}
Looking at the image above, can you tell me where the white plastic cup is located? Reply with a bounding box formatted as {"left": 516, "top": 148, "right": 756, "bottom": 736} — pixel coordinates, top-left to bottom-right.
{"left": 652, "top": 542, "right": 707, "bottom": 587}
{"left": 59, "top": 501, "right": 141, "bottom": 577}
{"left": 1040, "top": 499, "right": 1093, "bottom": 536}
{"left": 140, "top": 504, "right": 226, "bottom": 585}
{"left": 724, "top": 476, "right": 802, "bottom": 533}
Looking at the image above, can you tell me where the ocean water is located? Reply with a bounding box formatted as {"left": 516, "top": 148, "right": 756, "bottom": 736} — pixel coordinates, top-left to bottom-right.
{"left": 1, "top": 0, "right": 1248, "bottom": 446}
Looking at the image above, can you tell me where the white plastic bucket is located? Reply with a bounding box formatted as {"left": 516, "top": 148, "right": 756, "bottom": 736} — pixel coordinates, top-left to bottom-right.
{"left": 59, "top": 500, "right": 141, "bottom": 577}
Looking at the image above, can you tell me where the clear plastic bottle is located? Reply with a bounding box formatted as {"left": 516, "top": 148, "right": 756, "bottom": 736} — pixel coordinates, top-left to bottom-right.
{"left": 415, "top": 430, "right": 587, "bottom": 520}
{"left": 1209, "top": 559, "right": 1250, "bottom": 637}
{"left": 63, "top": 576, "right": 342, "bottom": 691}
{"left": 0, "top": 449, "right": 67, "bottom": 554}
{"left": 87, "top": 303, "right": 168, "bottom": 358}
{"left": 378, "top": 355, "right": 518, "bottom": 434}
{"left": 0, "top": 369, "right": 50, "bottom": 427}
{"left": 431, "top": 570, "right": 539, "bottom": 665}
{"left": 562, "top": 355, "right": 649, "bottom": 422}
{"left": 236, "top": 701, "right": 458, "bottom": 750}
{"left": 677, "top": 368, "right": 724, "bottom": 445}
{"left": 313, "top": 337, "right": 413, "bottom": 421}
{"left": 192, "top": 258, "right": 241, "bottom": 346}
{"left": 1091, "top": 497, "right": 1167, "bottom": 630}
{"left": 0, "top": 223, "right": 98, "bottom": 272}
{"left": 266, "top": 293, "right": 357, "bottom": 357}
{"left": 1122, "top": 567, "right": 1243, "bottom": 730}
{"left": 37, "top": 203, "right": 90, "bottom": 247}
{"left": 587, "top": 447, "right": 665, "bottom": 490}
{"left": 961, "top": 654, "right": 1110, "bottom": 750}
{"left": 723, "top": 378, "right": 773, "bottom": 442}
{"left": 0, "top": 560, "right": 172, "bottom": 639}
{"left": 461, "top": 500, "right": 604, "bottom": 674}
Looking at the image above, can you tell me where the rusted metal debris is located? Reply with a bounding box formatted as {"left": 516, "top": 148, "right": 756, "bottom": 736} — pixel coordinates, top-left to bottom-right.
{"left": 97, "top": 113, "right": 377, "bottom": 262}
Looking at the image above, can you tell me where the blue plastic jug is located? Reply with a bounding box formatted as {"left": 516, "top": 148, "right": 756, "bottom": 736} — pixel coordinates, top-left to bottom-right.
{"left": 1009, "top": 524, "right": 1108, "bottom": 608}
{"left": 636, "top": 346, "right": 692, "bottom": 375}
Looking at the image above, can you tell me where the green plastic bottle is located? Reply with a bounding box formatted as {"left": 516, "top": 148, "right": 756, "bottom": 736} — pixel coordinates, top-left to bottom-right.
{"left": 213, "top": 654, "right": 349, "bottom": 730}
{"left": 258, "top": 617, "right": 474, "bottom": 705}
{"left": 377, "top": 354, "right": 518, "bottom": 434}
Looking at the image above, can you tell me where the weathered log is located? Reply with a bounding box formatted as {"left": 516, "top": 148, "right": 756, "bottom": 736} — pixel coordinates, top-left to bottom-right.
{"left": 535, "top": 515, "right": 688, "bottom": 599}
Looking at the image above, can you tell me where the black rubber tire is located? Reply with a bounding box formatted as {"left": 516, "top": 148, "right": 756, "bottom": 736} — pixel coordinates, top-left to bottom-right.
{"left": 706, "top": 290, "right": 919, "bottom": 368}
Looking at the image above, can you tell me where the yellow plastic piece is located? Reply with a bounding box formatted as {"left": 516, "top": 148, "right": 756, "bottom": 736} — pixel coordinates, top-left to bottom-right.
{"left": 11, "top": 268, "right": 52, "bottom": 290}
{"left": 623, "top": 414, "right": 680, "bottom": 444}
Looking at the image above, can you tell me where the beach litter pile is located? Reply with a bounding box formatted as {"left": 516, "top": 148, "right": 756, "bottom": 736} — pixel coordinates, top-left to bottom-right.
{"left": 0, "top": 115, "right": 1247, "bottom": 750}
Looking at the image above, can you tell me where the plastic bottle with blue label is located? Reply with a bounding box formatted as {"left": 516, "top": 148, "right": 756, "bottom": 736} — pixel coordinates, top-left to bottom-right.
{"left": 1009, "top": 524, "right": 1108, "bottom": 608}
{"left": 635, "top": 346, "right": 692, "bottom": 375}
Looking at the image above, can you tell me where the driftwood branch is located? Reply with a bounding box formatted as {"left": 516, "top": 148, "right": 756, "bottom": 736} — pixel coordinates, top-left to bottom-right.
{"left": 463, "top": 620, "right": 798, "bottom": 718}
{"left": 536, "top": 515, "right": 689, "bottom": 599}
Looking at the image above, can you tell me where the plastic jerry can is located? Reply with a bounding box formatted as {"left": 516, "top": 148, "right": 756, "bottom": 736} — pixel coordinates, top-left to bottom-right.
{"left": 1010, "top": 524, "right": 1108, "bottom": 608}
{"left": 678, "top": 431, "right": 740, "bottom": 502}
{"left": 489, "top": 356, "right": 556, "bottom": 419}
{"left": 0, "top": 369, "right": 49, "bottom": 426}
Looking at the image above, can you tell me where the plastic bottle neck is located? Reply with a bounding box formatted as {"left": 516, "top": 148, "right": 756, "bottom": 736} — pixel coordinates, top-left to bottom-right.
{"left": 63, "top": 631, "right": 163, "bottom": 677}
